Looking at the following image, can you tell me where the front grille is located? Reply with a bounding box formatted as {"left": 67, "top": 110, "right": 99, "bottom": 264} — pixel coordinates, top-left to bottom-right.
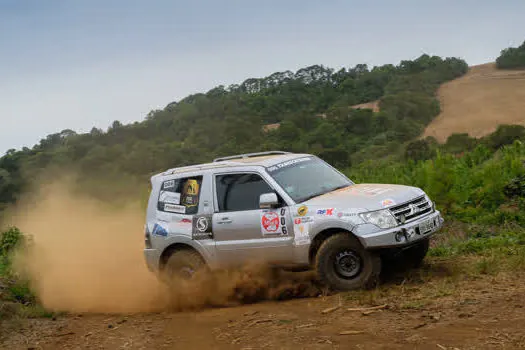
{"left": 389, "top": 195, "right": 432, "bottom": 224}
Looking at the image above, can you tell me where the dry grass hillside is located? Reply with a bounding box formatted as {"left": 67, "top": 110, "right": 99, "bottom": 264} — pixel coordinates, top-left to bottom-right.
{"left": 424, "top": 63, "right": 525, "bottom": 143}
{"left": 351, "top": 100, "right": 380, "bottom": 112}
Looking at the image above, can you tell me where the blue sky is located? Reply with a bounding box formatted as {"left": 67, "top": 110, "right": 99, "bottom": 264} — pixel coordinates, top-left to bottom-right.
{"left": 1, "top": 0, "right": 524, "bottom": 154}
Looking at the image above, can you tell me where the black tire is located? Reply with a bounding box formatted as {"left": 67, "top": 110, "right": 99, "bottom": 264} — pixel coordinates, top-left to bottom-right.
{"left": 315, "top": 233, "right": 381, "bottom": 291}
{"left": 161, "top": 249, "right": 207, "bottom": 284}
{"left": 403, "top": 239, "right": 429, "bottom": 268}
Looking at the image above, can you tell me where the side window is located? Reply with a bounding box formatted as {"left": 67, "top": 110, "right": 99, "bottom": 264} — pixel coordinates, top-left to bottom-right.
{"left": 158, "top": 176, "right": 203, "bottom": 215}
{"left": 215, "top": 173, "right": 276, "bottom": 212}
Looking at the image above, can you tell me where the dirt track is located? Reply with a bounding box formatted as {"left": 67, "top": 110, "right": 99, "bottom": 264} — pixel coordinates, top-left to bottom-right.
{"left": 423, "top": 63, "right": 525, "bottom": 143}
{"left": 3, "top": 268, "right": 525, "bottom": 350}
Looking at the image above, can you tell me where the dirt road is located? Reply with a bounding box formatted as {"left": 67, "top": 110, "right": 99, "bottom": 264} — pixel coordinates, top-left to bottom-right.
{"left": 3, "top": 183, "right": 525, "bottom": 349}
{"left": 3, "top": 268, "right": 525, "bottom": 350}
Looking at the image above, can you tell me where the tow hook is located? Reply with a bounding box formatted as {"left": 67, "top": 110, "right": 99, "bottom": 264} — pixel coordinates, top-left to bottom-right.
{"left": 395, "top": 227, "right": 417, "bottom": 243}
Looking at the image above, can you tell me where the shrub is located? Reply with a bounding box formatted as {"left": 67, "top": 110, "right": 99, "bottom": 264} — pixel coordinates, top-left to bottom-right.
{"left": 504, "top": 174, "right": 525, "bottom": 198}
{"left": 405, "top": 139, "right": 436, "bottom": 161}
{"left": 485, "top": 124, "right": 525, "bottom": 150}
{"left": 1, "top": 226, "right": 23, "bottom": 258}
{"left": 496, "top": 41, "right": 525, "bottom": 69}
{"left": 445, "top": 133, "right": 477, "bottom": 153}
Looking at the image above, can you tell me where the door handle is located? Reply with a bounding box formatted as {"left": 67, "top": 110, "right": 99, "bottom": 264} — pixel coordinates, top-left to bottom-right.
{"left": 218, "top": 217, "right": 233, "bottom": 224}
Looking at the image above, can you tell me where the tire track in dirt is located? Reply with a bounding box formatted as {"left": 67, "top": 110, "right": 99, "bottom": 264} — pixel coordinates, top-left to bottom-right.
{"left": 3, "top": 272, "right": 525, "bottom": 349}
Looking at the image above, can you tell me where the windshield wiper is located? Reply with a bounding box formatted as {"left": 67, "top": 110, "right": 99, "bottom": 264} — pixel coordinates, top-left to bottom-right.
{"left": 297, "top": 192, "right": 326, "bottom": 203}
{"left": 296, "top": 184, "right": 351, "bottom": 203}
{"left": 331, "top": 184, "right": 351, "bottom": 191}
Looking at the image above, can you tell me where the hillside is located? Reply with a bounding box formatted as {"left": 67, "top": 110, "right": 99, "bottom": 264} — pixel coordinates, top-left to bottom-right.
{"left": 4, "top": 43, "right": 525, "bottom": 350}
{"left": 423, "top": 63, "right": 525, "bottom": 142}
{"left": 0, "top": 54, "right": 469, "bottom": 210}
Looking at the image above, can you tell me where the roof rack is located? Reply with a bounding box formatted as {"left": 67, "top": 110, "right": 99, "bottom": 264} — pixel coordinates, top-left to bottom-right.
{"left": 213, "top": 151, "right": 291, "bottom": 162}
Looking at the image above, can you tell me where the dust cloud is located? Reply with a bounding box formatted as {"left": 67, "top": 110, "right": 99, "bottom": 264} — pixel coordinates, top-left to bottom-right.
{"left": 7, "top": 178, "right": 322, "bottom": 315}
{"left": 9, "top": 180, "right": 168, "bottom": 313}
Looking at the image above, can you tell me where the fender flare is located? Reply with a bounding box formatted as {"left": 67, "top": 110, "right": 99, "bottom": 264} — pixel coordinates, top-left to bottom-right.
{"left": 158, "top": 235, "right": 216, "bottom": 269}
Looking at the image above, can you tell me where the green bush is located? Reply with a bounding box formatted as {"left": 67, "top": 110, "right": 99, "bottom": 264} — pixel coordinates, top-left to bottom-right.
{"left": 349, "top": 139, "right": 525, "bottom": 223}
{"left": 1, "top": 226, "right": 24, "bottom": 257}
{"left": 485, "top": 124, "right": 525, "bottom": 150}
{"left": 405, "top": 138, "right": 436, "bottom": 161}
{"left": 504, "top": 174, "right": 525, "bottom": 198}
{"left": 0, "top": 227, "right": 41, "bottom": 318}
{"left": 445, "top": 133, "right": 477, "bottom": 153}
{"left": 496, "top": 41, "right": 525, "bottom": 69}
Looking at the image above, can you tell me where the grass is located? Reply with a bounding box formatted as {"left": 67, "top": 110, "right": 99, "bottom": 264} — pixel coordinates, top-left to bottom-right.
{"left": 340, "top": 222, "right": 525, "bottom": 311}
{"left": 1, "top": 228, "right": 55, "bottom": 321}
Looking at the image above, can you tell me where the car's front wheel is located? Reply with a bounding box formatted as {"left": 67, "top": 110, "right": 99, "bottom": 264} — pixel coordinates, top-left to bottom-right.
{"left": 315, "top": 233, "right": 381, "bottom": 291}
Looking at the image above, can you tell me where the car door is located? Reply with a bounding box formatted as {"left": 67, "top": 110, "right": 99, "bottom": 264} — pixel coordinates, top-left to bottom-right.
{"left": 212, "top": 171, "right": 294, "bottom": 266}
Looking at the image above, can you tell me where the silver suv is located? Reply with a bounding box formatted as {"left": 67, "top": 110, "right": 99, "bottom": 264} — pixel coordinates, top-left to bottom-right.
{"left": 143, "top": 151, "right": 444, "bottom": 290}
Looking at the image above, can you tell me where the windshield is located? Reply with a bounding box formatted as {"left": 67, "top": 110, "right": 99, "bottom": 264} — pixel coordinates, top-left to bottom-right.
{"left": 266, "top": 156, "right": 353, "bottom": 203}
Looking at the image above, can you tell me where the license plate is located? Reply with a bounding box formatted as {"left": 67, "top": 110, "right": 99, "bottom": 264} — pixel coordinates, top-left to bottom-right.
{"left": 418, "top": 218, "right": 435, "bottom": 234}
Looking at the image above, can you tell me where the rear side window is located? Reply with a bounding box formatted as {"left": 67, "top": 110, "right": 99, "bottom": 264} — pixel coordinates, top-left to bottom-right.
{"left": 158, "top": 176, "right": 203, "bottom": 215}
{"left": 215, "top": 173, "right": 274, "bottom": 212}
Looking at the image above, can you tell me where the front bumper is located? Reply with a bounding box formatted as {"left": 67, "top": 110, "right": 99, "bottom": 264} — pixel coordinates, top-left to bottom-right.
{"left": 357, "top": 210, "right": 444, "bottom": 249}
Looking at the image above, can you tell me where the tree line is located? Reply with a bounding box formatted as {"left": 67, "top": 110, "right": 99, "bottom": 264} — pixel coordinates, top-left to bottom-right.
{"left": 496, "top": 40, "right": 525, "bottom": 69}
{"left": 1, "top": 54, "right": 470, "bottom": 210}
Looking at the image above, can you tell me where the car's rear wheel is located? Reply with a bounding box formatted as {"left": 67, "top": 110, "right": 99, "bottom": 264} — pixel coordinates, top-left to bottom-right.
{"left": 315, "top": 233, "right": 381, "bottom": 291}
{"left": 162, "top": 249, "right": 207, "bottom": 284}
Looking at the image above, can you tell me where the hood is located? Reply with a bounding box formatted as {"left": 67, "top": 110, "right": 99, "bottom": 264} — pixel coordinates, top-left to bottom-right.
{"left": 302, "top": 183, "right": 425, "bottom": 212}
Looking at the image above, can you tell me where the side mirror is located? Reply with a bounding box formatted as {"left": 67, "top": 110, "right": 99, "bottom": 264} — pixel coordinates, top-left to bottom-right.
{"left": 259, "top": 192, "right": 279, "bottom": 209}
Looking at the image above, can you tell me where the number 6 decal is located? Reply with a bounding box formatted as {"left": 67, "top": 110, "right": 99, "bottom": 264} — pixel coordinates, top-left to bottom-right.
{"left": 280, "top": 208, "right": 287, "bottom": 235}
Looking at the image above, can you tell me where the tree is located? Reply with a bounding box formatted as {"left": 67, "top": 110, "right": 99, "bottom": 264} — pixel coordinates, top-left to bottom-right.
{"left": 496, "top": 40, "right": 525, "bottom": 69}
{"left": 485, "top": 124, "right": 525, "bottom": 150}
{"left": 0, "top": 53, "right": 470, "bottom": 211}
{"left": 405, "top": 139, "right": 436, "bottom": 161}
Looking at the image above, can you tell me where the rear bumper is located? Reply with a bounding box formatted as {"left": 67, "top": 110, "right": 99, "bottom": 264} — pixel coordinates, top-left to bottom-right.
{"left": 357, "top": 211, "right": 444, "bottom": 249}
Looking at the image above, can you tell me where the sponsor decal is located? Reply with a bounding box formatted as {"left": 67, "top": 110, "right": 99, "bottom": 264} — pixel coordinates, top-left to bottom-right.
{"left": 167, "top": 216, "right": 193, "bottom": 236}
{"left": 297, "top": 205, "right": 308, "bottom": 217}
{"left": 158, "top": 179, "right": 182, "bottom": 212}
{"left": 348, "top": 186, "right": 392, "bottom": 196}
{"left": 192, "top": 215, "right": 213, "bottom": 240}
{"left": 260, "top": 208, "right": 287, "bottom": 235}
{"left": 196, "top": 217, "right": 208, "bottom": 232}
{"left": 381, "top": 199, "right": 396, "bottom": 207}
{"left": 267, "top": 157, "right": 312, "bottom": 172}
{"left": 262, "top": 212, "right": 279, "bottom": 233}
{"left": 293, "top": 218, "right": 311, "bottom": 246}
{"left": 181, "top": 179, "right": 200, "bottom": 207}
{"left": 159, "top": 191, "right": 181, "bottom": 205}
{"left": 316, "top": 208, "right": 334, "bottom": 216}
{"left": 164, "top": 203, "right": 186, "bottom": 214}
{"left": 163, "top": 180, "right": 175, "bottom": 189}
{"left": 294, "top": 216, "right": 314, "bottom": 224}
{"left": 338, "top": 211, "right": 358, "bottom": 218}
{"left": 335, "top": 209, "right": 365, "bottom": 225}
{"left": 152, "top": 223, "right": 168, "bottom": 237}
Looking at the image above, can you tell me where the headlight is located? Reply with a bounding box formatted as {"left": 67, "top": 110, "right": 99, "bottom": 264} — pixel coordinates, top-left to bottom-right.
{"left": 359, "top": 209, "right": 398, "bottom": 229}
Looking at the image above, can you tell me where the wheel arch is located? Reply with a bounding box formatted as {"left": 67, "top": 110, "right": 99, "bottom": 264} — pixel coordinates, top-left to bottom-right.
{"left": 159, "top": 242, "right": 207, "bottom": 270}
{"left": 309, "top": 228, "right": 360, "bottom": 265}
